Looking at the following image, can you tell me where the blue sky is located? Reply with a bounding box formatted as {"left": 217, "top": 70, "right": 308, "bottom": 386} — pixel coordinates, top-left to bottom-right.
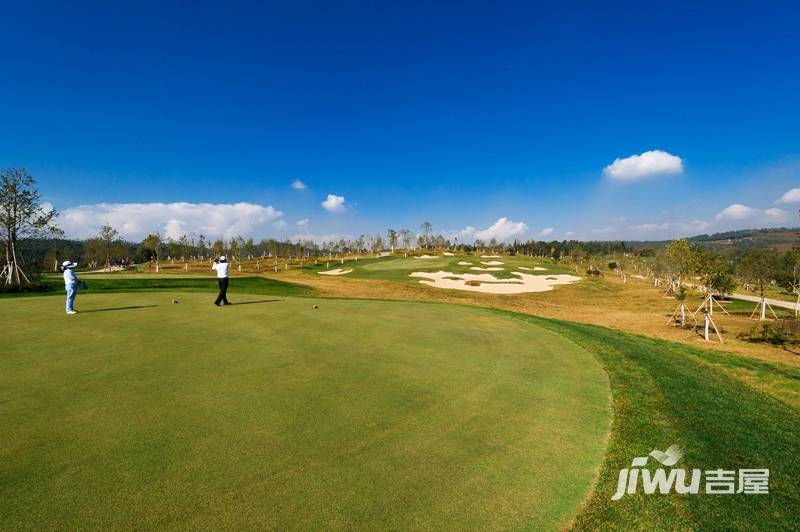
{"left": 1, "top": 0, "right": 798, "bottom": 242}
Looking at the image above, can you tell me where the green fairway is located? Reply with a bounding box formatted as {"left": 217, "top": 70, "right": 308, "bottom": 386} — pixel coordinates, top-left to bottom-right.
{"left": 2, "top": 274, "right": 313, "bottom": 299}
{"left": 1, "top": 292, "right": 610, "bottom": 530}
{"left": 306, "top": 253, "right": 572, "bottom": 282}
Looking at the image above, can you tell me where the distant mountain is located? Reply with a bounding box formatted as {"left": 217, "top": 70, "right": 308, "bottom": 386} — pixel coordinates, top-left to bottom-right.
{"left": 686, "top": 227, "right": 800, "bottom": 251}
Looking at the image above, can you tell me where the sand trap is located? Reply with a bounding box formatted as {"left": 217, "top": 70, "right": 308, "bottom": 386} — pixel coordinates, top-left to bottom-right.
{"left": 410, "top": 271, "right": 581, "bottom": 294}
{"left": 457, "top": 261, "right": 472, "bottom": 266}
{"left": 471, "top": 266, "right": 504, "bottom": 271}
{"left": 414, "top": 254, "right": 438, "bottom": 259}
{"left": 318, "top": 268, "right": 353, "bottom": 276}
{"left": 480, "top": 260, "right": 504, "bottom": 266}
{"left": 442, "top": 252, "right": 455, "bottom": 256}
{"left": 519, "top": 266, "right": 549, "bottom": 272}
{"left": 480, "top": 255, "right": 502, "bottom": 258}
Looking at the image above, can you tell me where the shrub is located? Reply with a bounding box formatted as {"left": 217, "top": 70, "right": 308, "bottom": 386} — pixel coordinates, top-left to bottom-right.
{"left": 737, "top": 318, "right": 800, "bottom": 346}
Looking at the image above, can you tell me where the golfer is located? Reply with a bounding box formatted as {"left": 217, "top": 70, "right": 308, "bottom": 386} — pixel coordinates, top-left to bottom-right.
{"left": 212, "top": 255, "right": 231, "bottom": 306}
{"left": 62, "top": 260, "right": 80, "bottom": 314}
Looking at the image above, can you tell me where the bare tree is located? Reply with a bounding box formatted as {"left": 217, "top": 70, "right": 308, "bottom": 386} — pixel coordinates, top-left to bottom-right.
{"left": 0, "top": 169, "right": 61, "bottom": 286}
{"left": 420, "top": 221, "right": 432, "bottom": 249}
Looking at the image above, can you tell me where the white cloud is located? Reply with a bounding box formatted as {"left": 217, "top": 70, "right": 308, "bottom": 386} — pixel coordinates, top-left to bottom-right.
{"left": 592, "top": 226, "right": 615, "bottom": 234}
{"left": 273, "top": 220, "right": 288, "bottom": 229}
{"left": 715, "top": 203, "right": 759, "bottom": 221}
{"left": 59, "top": 202, "right": 283, "bottom": 240}
{"left": 764, "top": 207, "right": 789, "bottom": 221}
{"left": 297, "top": 218, "right": 309, "bottom": 227}
{"left": 321, "top": 194, "right": 346, "bottom": 213}
{"left": 603, "top": 149, "right": 684, "bottom": 182}
{"left": 538, "top": 227, "right": 554, "bottom": 237}
{"left": 458, "top": 226, "right": 476, "bottom": 237}
{"left": 565, "top": 231, "right": 575, "bottom": 236}
{"left": 292, "top": 232, "right": 353, "bottom": 244}
{"left": 776, "top": 188, "right": 800, "bottom": 204}
{"left": 291, "top": 179, "right": 307, "bottom": 190}
{"left": 474, "top": 217, "right": 528, "bottom": 242}
{"left": 629, "top": 220, "right": 711, "bottom": 234}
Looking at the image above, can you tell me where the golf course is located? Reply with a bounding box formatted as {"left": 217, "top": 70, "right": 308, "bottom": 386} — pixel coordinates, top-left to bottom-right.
{"left": 2, "top": 268, "right": 799, "bottom": 530}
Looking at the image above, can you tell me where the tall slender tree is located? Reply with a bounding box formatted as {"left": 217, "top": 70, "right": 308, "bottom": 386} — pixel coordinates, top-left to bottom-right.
{"left": 0, "top": 168, "right": 61, "bottom": 286}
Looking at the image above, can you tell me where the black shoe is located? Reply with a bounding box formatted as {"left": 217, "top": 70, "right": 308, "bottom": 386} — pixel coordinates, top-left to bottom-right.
{"left": 223, "top": 302, "right": 232, "bottom": 305}
{"left": 215, "top": 302, "right": 221, "bottom": 306}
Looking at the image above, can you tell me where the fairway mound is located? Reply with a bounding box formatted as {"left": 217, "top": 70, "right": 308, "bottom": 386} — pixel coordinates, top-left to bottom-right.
{"left": 410, "top": 271, "right": 581, "bottom": 293}
{"left": 457, "top": 261, "right": 472, "bottom": 266}
{"left": 414, "top": 254, "right": 438, "bottom": 259}
{"left": 470, "top": 266, "right": 505, "bottom": 271}
{"left": 480, "top": 260, "right": 504, "bottom": 265}
{"left": 318, "top": 268, "right": 353, "bottom": 275}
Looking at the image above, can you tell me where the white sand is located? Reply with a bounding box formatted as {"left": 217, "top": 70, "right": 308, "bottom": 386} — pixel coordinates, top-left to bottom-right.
{"left": 519, "top": 266, "right": 548, "bottom": 271}
{"left": 480, "top": 254, "right": 502, "bottom": 258}
{"left": 480, "top": 260, "right": 504, "bottom": 266}
{"left": 457, "top": 261, "right": 472, "bottom": 266}
{"left": 410, "top": 270, "right": 581, "bottom": 294}
{"left": 442, "top": 252, "right": 455, "bottom": 256}
{"left": 470, "top": 266, "right": 505, "bottom": 271}
{"left": 414, "top": 254, "right": 438, "bottom": 259}
{"left": 318, "top": 268, "right": 353, "bottom": 276}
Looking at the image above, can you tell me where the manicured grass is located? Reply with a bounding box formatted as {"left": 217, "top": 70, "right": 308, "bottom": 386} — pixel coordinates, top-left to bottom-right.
{"left": 0, "top": 274, "right": 313, "bottom": 299}
{"left": 498, "top": 311, "right": 800, "bottom": 530}
{"left": 0, "top": 293, "right": 610, "bottom": 530}
{"left": 305, "top": 253, "right": 572, "bottom": 282}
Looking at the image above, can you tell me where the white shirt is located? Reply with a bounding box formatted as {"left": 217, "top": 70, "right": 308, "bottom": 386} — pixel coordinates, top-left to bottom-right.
{"left": 63, "top": 268, "right": 77, "bottom": 287}
{"left": 212, "top": 262, "right": 230, "bottom": 278}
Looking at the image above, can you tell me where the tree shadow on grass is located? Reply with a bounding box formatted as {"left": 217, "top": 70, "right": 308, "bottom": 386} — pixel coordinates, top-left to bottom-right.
{"left": 229, "top": 299, "right": 283, "bottom": 306}
{"left": 81, "top": 305, "right": 159, "bottom": 313}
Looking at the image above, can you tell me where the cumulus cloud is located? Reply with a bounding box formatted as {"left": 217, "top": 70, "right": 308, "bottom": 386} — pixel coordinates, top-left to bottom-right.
{"left": 59, "top": 202, "right": 283, "bottom": 240}
{"left": 776, "top": 188, "right": 800, "bottom": 204}
{"left": 321, "top": 194, "right": 346, "bottom": 213}
{"left": 538, "top": 227, "right": 554, "bottom": 238}
{"left": 474, "top": 217, "right": 528, "bottom": 242}
{"left": 603, "top": 149, "right": 684, "bottom": 182}
{"left": 297, "top": 218, "right": 309, "bottom": 227}
{"left": 291, "top": 180, "right": 307, "bottom": 190}
{"left": 715, "top": 203, "right": 759, "bottom": 221}
{"left": 715, "top": 203, "right": 790, "bottom": 225}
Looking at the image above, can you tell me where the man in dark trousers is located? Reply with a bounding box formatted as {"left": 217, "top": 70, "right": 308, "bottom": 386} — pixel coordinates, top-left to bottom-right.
{"left": 212, "top": 255, "right": 231, "bottom": 306}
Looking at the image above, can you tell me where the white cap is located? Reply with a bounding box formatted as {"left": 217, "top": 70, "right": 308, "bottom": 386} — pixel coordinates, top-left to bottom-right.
{"left": 219, "top": 255, "right": 227, "bottom": 261}
{"left": 62, "top": 260, "right": 77, "bottom": 269}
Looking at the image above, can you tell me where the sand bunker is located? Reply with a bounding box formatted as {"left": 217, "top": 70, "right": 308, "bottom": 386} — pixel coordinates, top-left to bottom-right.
{"left": 480, "top": 260, "right": 504, "bottom": 266}
{"left": 414, "top": 255, "right": 438, "bottom": 259}
{"left": 318, "top": 268, "right": 353, "bottom": 276}
{"left": 470, "top": 266, "right": 504, "bottom": 271}
{"left": 518, "top": 266, "right": 548, "bottom": 271}
{"left": 457, "top": 261, "right": 472, "bottom": 266}
{"left": 410, "top": 270, "right": 581, "bottom": 294}
{"left": 480, "top": 255, "right": 502, "bottom": 258}
{"left": 442, "top": 252, "right": 455, "bottom": 256}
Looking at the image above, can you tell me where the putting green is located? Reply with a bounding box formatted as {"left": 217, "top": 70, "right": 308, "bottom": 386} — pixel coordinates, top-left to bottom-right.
{"left": 1, "top": 292, "right": 610, "bottom": 529}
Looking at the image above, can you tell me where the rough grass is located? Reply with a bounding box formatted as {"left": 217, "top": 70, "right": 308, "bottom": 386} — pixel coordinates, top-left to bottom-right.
{"left": 0, "top": 293, "right": 610, "bottom": 530}
{"left": 497, "top": 311, "right": 800, "bottom": 530}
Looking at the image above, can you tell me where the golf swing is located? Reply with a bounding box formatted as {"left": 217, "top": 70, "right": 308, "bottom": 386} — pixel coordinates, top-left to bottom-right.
{"left": 212, "top": 255, "right": 231, "bottom": 306}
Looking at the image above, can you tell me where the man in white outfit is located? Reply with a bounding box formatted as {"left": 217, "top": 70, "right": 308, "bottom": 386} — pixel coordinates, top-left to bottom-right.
{"left": 212, "top": 255, "right": 231, "bottom": 306}
{"left": 62, "top": 260, "right": 80, "bottom": 314}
